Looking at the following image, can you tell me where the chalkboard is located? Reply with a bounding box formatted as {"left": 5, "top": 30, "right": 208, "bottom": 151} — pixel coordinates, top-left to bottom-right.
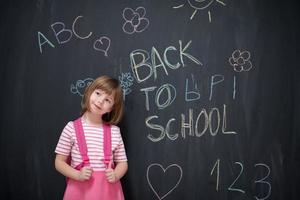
{"left": 1, "top": 0, "right": 299, "bottom": 199}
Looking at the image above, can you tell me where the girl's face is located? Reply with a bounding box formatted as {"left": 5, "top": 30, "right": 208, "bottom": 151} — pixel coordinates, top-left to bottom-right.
{"left": 88, "top": 89, "right": 114, "bottom": 116}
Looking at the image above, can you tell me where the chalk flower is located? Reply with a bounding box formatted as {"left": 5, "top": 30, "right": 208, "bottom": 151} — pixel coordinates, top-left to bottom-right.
{"left": 229, "top": 50, "right": 252, "bottom": 72}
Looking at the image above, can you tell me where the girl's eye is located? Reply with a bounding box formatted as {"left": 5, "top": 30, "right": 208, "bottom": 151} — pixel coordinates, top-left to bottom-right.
{"left": 95, "top": 91, "right": 101, "bottom": 95}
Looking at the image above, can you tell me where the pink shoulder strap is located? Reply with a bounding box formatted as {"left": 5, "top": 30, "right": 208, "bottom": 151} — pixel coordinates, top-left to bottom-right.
{"left": 73, "top": 118, "right": 90, "bottom": 166}
{"left": 103, "top": 123, "right": 112, "bottom": 168}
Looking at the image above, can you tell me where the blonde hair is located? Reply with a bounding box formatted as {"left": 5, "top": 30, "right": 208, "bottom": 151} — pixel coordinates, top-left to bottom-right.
{"left": 81, "top": 75, "right": 124, "bottom": 125}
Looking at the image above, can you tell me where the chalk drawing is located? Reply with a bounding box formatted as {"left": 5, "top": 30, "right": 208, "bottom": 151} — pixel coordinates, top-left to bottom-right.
{"left": 122, "top": 7, "right": 149, "bottom": 34}
{"left": 93, "top": 36, "right": 111, "bottom": 57}
{"left": 173, "top": 0, "right": 226, "bottom": 22}
{"left": 118, "top": 72, "right": 134, "bottom": 99}
{"left": 70, "top": 78, "right": 94, "bottom": 96}
{"left": 229, "top": 50, "right": 253, "bottom": 72}
{"left": 147, "top": 163, "right": 183, "bottom": 200}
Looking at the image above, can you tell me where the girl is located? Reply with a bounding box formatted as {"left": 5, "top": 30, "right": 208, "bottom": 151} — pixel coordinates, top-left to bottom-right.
{"left": 55, "top": 75, "right": 128, "bottom": 200}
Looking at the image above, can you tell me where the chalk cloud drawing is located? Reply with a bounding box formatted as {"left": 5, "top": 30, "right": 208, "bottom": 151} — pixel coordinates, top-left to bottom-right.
{"left": 93, "top": 36, "right": 111, "bottom": 57}
{"left": 122, "top": 7, "right": 149, "bottom": 34}
{"left": 70, "top": 78, "right": 94, "bottom": 96}
{"left": 173, "top": 0, "right": 226, "bottom": 22}
{"left": 118, "top": 72, "right": 134, "bottom": 100}
{"left": 147, "top": 163, "right": 183, "bottom": 200}
{"left": 229, "top": 50, "right": 253, "bottom": 72}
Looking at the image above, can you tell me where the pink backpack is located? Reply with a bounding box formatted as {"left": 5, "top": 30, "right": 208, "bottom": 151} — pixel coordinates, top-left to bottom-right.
{"left": 69, "top": 117, "right": 112, "bottom": 170}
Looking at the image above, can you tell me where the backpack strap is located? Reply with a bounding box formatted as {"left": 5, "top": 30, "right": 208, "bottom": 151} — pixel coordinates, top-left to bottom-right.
{"left": 103, "top": 123, "right": 112, "bottom": 168}
{"left": 73, "top": 117, "right": 90, "bottom": 168}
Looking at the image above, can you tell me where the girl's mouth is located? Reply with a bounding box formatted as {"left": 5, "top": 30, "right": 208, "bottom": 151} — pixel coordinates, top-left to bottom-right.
{"left": 94, "top": 104, "right": 102, "bottom": 111}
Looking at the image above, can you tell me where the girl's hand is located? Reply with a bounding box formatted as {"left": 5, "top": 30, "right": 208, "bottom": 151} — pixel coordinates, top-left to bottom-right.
{"left": 105, "top": 161, "right": 118, "bottom": 183}
{"left": 77, "top": 166, "right": 93, "bottom": 181}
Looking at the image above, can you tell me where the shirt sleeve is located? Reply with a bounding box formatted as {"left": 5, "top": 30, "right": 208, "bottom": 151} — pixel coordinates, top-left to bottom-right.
{"left": 112, "top": 126, "right": 128, "bottom": 162}
{"left": 55, "top": 121, "right": 74, "bottom": 156}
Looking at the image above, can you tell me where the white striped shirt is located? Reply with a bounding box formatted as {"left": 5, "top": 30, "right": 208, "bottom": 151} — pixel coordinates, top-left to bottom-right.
{"left": 55, "top": 121, "right": 127, "bottom": 171}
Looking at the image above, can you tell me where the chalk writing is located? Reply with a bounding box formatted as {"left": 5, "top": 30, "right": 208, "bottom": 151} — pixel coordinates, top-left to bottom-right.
{"left": 233, "top": 75, "right": 236, "bottom": 99}
{"left": 37, "top": 15, "right": 111, "bottom": 57}
{"left": 70, "top": 78, "right": 94, "bottom": 96}
{"left": 118, "top": 72, "right": 134, "bottom": 99}
{"left": 72, "top": 16, "right": 92, "bottom": 39}
{"left": 229, "top": 50, "right": 253, "bottom": 72}
{"left": 145, "top": 104, "right": 237, "bottom": 142}
{"left": 210, "top": 158, "right": 220, "bottom": 191}
{"left": 130, "top": 40, "right": 202, "bottom": 83}
{"left": 228, "top": 162, "right": 245, "bottom": 193}
{"left": 185, "top": 74, "right": 238, "bottom": 102}
{"left": 254, "top": 163, "right": 271, "bottom": 200}
{"left": 141, "top": 74, "right": 236, "bottom": 111}
{"left": 210, "top": 159, "right": 272, "bottom": 200}
{"left": 37, "top": 32, "right": 55, "bottom": 53}
{"left": 147, "top": 163, "right": 183, "bottom": 200}
{"left": 173, "top": 0, "right": 226, "bottom": 22}
{"left": 122, "top": 7, "right": 150, "bottom": 34}
{"left": 185, "top": 74, "right": 200, "bottom": 102}
{"left": 51, "top": 22, "right": 73, "bottom": 44}
{"left": 209, "top": 74, "right": 224, "bottom": 100}
{"left": 141, "top": 83, "right": 177, "bottom": 111}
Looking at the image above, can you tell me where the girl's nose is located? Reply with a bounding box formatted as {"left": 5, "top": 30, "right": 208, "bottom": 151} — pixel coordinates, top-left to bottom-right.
{"left": 97, "top": 97, "right": 104, "bottom": 104}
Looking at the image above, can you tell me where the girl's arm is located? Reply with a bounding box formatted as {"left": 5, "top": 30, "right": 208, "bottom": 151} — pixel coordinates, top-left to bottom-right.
{"left": 114, "top": 161, "right": 128, "bottom": 180}
{"left": 55, "top": 154, "right": 93, "bottom": 181}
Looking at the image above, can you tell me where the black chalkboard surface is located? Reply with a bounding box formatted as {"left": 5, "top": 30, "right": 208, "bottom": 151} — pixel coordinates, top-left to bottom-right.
{"left": 1, "top": 0, "right": 299, "bottom": 199}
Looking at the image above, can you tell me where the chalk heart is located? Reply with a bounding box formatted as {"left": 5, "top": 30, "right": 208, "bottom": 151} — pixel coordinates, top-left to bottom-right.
{"left": 147, "top": 163, "right": 183, "bottom": 200}
{"left": 93, "top": 36, "right": 111, "bottom": 57}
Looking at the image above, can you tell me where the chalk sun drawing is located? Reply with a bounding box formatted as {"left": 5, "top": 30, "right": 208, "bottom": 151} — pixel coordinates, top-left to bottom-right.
{"left": 173, "top": 0, "right": 226, "bottom": 22}
{"left": 147, "top": 163, "right": 183, "bottom": 200}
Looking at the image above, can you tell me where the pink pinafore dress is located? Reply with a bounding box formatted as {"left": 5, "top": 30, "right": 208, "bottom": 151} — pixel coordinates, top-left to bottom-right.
{"left": 63, "top": 118, "right": 124, "bottom": 200}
